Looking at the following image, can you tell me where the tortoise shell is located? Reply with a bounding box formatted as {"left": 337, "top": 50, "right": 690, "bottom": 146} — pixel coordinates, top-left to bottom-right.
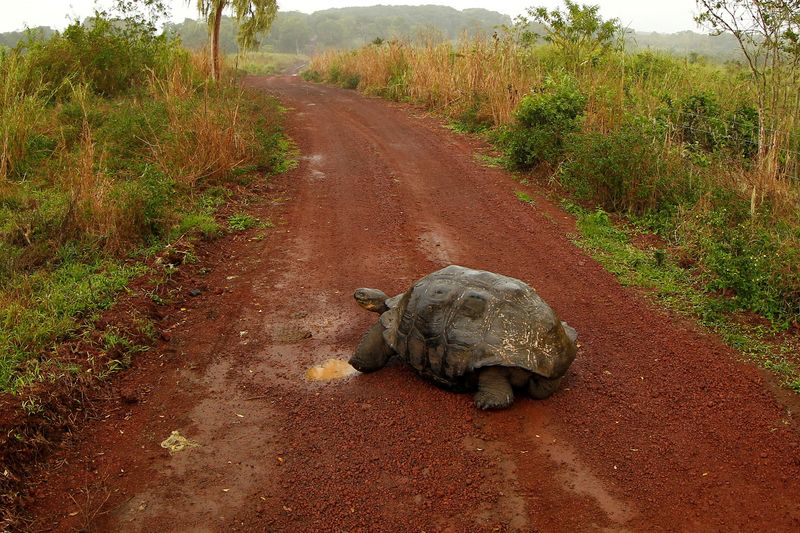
{"left": 380, "top": 265, "right": 576, "bottom": 387}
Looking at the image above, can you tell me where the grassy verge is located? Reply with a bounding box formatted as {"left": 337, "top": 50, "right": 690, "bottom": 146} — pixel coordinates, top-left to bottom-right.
{"left": 232, "top": 51, "right": 308, "bottom": 76}
{"left": 563, "top": 202, "right": 800, "bottom": 392}
{"left": 0, "top": 15, "right": 295, "bottom": 394}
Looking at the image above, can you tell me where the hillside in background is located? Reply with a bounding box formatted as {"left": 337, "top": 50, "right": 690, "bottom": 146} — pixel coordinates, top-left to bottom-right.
{"left": 1, "top": 5, "right": 742, "bottom": 62}
{"left": 0, "top": 26, "right": 55, "bottom": 48}
{"left": 167, "top": 6, "right": 511, "bottom": 54}
{"left": 628, "top": 30, "right": 743, "bottom": 62}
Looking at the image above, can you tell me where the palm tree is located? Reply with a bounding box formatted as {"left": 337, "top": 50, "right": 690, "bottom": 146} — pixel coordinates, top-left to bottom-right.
{"left": 193, "top": 0, "right": 278, "bottom": 80}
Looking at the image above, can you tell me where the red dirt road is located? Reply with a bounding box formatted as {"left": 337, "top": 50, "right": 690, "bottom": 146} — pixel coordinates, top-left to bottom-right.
{"left": 25, "top": 76, "right": 800, "bottom": 532}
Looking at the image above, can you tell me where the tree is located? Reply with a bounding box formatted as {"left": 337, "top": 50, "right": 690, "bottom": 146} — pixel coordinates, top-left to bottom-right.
{"left": 274, "top": 13, "right": 311, "bottom": 54}
{"left": 696, "top": 1, "right": 800, "bottom": 191}
{"left": 192, "top": 0, "right": 277, "bottom": 80}
{"left": 515, "top": 1, "right": 622, "bottom": 68}
{"left": 113, "top": 0, "right": 170, "bottom": 31}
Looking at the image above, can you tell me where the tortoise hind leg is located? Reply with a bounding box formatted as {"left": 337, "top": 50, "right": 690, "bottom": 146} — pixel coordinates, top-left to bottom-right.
{"left": 349, "top": 322, "right": 394, "bottom": 373}
{"left": 474, "top": 367, "right": 514, "bottom": 410}
{"left": 528, "top": 375, "right": 563, "bottom": 400}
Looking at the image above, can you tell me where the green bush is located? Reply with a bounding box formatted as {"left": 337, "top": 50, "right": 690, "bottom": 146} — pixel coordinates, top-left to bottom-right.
{"left": 659, "top": 92, "right": 727, "bottom": 155}
{"left": 561, "top": 116, "right": 696, "bottom": 214}
{"left": 725, "top": 103, "right": 759, "bottom": 160}
{"left": 112, "top": 167, "right": 176, "bottom": 240}
{"left": 500, "top": 74, "right": 587, "bottom": 169}
{"left": 341, "top": 72, "right": 360, "bottom": 89}
{"left": 680, "top": 192, "right": 800, "bottom": 324}
{"left": 301, "top": 69, "right": 323, "bottom": 82}
{"left": 94, "top": 100, "right": 170, "bottom": 173}
{"left": 626, "top": 51, "right": 681, "bottom": 83}
{"left": 327, "top": 63, "right": 344, "bottom": 84}
{"left": 451, "top": 98, "right": 492, "bottom": 133}
{"left": 21, "top": 15, "right": 181, "bottom": 98}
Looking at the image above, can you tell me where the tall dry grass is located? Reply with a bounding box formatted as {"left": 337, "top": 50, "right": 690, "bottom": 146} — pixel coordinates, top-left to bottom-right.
{"left": 146, "top": 55, "right": 255, "bottom": 190}
{"left": 0, "top": 51, "right": 52, "bottom": 180}
{"left": 309, "top": 38, "right": 799, "bottom": 213}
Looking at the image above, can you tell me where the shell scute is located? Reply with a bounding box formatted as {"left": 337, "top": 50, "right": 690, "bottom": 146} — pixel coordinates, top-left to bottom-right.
{"left": 381, "top": 265, "right": 577, "bottom": 385}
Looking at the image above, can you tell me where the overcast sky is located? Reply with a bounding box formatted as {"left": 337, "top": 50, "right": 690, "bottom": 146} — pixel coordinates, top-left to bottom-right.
{"left": 0, "top": 1, "right": 704, "bottom": 34}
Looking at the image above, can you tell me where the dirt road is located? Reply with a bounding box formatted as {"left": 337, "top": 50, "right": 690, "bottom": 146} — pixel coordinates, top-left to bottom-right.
{"left": 26, "top": 76, "right": 800, "bottom": 532}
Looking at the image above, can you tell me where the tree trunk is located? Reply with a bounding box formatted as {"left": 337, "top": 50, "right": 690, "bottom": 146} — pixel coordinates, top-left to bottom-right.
{"left": 211, "top": 1, "right": 227, "bottom": 81}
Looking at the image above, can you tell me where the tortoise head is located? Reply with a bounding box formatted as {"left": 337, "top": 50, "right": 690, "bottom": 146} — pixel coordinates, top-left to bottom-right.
{"left": 354, "top": 288, "right": 389, "bottom": 313}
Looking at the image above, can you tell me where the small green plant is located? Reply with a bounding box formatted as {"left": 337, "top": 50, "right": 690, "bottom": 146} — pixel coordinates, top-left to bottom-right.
{"left": 301, "top": 69, "right": 323, "bottom": 82}
{"left": 228, "top": 213, "right": 260, "bottom": 231}
{"left": 449, "top": 100, "right": 491, "bottom": 133}
{"left": 147, "top": 290, "right": 167, "bottom": 305}
{"left": 171, "top": 213, "right": 221, "bottom": 240}
{"left": 514, "top": 190, "right": 535, "bottom": 204}
{"left": 21, "top": 396, "right": 44, "bottom": 415}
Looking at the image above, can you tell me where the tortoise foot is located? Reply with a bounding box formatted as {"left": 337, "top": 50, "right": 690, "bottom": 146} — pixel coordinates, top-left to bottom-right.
{"left": 528, "top": 375, "right": 563, "bottom": 400}
{"left": 350, "top": 322, "right": 393, "bottom": 373}
{"left": 474, "top": 367, "right": 514, "bottom": 410}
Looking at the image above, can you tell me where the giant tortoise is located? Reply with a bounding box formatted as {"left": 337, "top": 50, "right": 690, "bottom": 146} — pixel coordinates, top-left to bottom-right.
{"left": 349, "top": 265, "right": 578, "bottom": 409}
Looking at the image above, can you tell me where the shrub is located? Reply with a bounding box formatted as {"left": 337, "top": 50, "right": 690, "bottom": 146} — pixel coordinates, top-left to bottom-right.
{"left": 679, "top": 192, "right": 800, "bottom": 323}
{"left": 561, "top": 116, "right": 696, "bottom": 214}
{"left": 659, "top": 92, "right": 726, "bottom": 154}
{"left": 451, "top": 98, "right": 492, "bottom": 133}
{"left": 94, "top": 100, "right": 170, "bottom": 173}
{"left": 21, "top": 15, "right": 180, "bottom": 98}
{"left": 341, "top": 72, "right": 360, "bottom": 89}
{"left": 301, "top": 69, "right": 323, "bottom": 82}
{"left": 725, "top": 103, "right": 759, "bottom": 160}
{"left": 500, "top": 74, "right": 587, "bottom": 169}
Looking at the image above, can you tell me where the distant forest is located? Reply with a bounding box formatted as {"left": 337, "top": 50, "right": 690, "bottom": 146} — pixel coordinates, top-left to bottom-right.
{"left": 1, "top": 5, "right": 744, "bottom": 62}
{"left": 167, "top": 6, "right": 512, "bottom": 54}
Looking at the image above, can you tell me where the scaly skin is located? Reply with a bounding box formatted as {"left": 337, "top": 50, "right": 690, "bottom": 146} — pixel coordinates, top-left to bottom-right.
{"left": 350, "top": 322, "right": 394, "bottom": 372}
{"left": 354, "top": 288, "right": 389, "bottom": 314}
{"left": 474, "top": 367, "right": 514, "bottom": 409}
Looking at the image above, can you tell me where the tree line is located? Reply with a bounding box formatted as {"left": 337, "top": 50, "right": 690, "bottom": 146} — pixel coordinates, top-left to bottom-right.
{"left": 0, "top": 5, "right": 748, "bottom": 62}
{"left": 166, "top": 6, "right": 511, "bottom": 55}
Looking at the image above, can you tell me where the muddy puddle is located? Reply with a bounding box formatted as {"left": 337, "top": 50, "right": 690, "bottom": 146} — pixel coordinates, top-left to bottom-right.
{"left": 305, "top": 359, "right": 359, "bottom": 381}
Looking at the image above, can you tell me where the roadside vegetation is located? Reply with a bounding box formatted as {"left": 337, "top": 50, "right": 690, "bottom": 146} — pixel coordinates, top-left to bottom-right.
{"left": 305, "top": 1, "right": 800, "bottom": 389}
{"left": 0, "top": 12, "right": 289, "bottom": 394}
{"left": 232, "top": 51, "right": 308, "bottom": 75}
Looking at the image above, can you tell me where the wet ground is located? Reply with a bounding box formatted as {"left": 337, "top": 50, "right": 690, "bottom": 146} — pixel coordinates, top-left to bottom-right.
{"left": 24, "top": 76, "right": 800, "bottom": 532}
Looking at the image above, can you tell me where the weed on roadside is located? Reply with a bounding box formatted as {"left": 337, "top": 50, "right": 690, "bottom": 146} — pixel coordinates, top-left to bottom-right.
{"left": 563, "top": 201, "right": 800, "bottom": 389}
{"left": 514, "top": 191, "right": 536, "bottom": 204}
{"left": 228, "top": 213, "right": 260, "bottom": 231}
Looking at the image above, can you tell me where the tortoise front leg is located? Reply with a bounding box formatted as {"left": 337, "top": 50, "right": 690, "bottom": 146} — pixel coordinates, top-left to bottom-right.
{"left": 474, "top": 367, "right": 514, "bottom": 410}
{"left": 349, "top": 322, "right": 394, "bottom": 373}
{"left": 528, "top": 375, "right": 563, "bottom": 399}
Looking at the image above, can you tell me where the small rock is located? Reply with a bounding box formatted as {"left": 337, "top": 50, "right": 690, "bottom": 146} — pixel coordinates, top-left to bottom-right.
{"left": 120, "top": 392, "right": 139, "bottom": 405}
{"left": 189, "top": 289, "right": 202, "bottom": 297}
{"left": 160, "top": 332, "right": 172, "bottom": 342}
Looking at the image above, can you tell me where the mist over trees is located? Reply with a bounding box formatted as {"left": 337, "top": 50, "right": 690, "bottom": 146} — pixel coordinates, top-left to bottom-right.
{"left": 166, "top": 6, "right": 512, "bottom": 54}
{"left": 1, "top": 5, "right": 747, "bottom": 62}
